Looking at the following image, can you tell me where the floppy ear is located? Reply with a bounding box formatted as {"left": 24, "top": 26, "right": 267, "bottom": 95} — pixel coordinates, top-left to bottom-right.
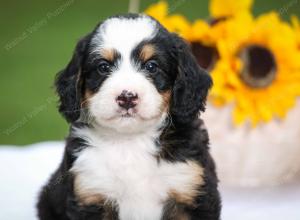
{"left": 171, "top": 35, "right": 213, "bottom": 124}
{"left": 55, "top": 34, "right": 91, "bottom": 123}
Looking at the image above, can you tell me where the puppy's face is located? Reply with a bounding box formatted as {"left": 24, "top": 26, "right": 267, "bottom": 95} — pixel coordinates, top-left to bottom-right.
{"left": 84, "top": 16, "right": 175, "bottom": 133}
{"left": 56, "top": 15, "right": 212, "bottom": 133}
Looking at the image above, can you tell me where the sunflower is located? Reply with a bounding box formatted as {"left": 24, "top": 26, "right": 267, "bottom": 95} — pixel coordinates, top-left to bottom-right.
{"left": 209, "top": 12, "right": 300, "bottom": 125}
{"left": 145, "top": 1, "right": 300, "bottom": 126}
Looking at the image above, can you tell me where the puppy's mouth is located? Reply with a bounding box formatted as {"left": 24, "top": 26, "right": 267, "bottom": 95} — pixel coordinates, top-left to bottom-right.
{"left": 105, "top": 110, "right": 161, "bottom": 122}
{"left": 118, "top": 108, "right": 137, "bottom": 118}
{"left": 121, "top": 112, "right": 135, "bottom": 118}
{"left": 104, "top": 109, "right": 137, "bottom": 121}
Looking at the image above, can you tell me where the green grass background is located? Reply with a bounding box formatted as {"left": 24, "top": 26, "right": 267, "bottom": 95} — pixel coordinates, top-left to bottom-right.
{"left": 1, "top": 0, "right": 299, "bottom": 145}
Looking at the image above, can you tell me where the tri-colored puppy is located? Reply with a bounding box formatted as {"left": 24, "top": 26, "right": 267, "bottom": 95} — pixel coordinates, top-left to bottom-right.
{"left": 37, "top": 14, "right": 221, "bottom": 220}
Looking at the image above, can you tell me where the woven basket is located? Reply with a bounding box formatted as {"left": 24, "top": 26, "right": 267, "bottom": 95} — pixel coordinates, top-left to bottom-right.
{"left": 203, "top": 99, "right": 300, "bottom": 187}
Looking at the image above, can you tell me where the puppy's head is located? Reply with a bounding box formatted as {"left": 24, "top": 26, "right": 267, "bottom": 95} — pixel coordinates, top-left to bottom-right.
{"left": 56, "top": 14, "right": 212, "bottom": 133}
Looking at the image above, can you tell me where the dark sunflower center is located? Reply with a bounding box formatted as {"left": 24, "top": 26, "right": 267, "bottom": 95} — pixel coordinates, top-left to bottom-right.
{"left": 239, "top": 45, "right": 277, "bottom": 88}
{"left": 191, "top": 42, "right": 219, "bottom": 71}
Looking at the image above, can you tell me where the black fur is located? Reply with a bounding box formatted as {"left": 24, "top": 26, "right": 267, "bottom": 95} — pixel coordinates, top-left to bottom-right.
{"left": 38, "top": 14, "right": 221, "bottom": 220}
{"left": 170, "top": 34, "right": 212, "bottom": 124}
{"left": 55, "top": 33, "right": 92, "bottom": 123}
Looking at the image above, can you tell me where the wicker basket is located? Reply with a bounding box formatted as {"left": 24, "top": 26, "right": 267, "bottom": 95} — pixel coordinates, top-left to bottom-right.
{"left": 203, "top": 100, "right": 300, "bottom": 187}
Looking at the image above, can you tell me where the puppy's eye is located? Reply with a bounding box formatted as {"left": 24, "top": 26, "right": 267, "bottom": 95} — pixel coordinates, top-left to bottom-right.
{"left": 144, "top": 60, "right": 158, "bottom": 73}
{"left": 97, "top": 60, "right": 111, "bottom": 74}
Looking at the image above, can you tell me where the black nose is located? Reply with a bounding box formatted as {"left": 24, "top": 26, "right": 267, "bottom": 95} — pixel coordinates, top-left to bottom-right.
{"left": 116, "top": 90, "right": 138, "bottom": 110}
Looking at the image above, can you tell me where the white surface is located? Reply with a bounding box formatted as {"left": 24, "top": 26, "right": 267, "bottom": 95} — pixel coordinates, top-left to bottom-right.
{"left": 0, "top": 141, "right": 299, "bottom": 220}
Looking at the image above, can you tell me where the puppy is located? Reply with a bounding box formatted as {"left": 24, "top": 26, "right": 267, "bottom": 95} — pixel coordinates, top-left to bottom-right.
{"left": 37, "top": 14, "right": 221, "bottom": 220}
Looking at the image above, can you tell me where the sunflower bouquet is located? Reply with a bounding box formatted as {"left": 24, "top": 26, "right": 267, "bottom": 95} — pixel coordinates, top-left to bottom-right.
{"left": 145, "top": 0, "right": 300, "bottom": 186}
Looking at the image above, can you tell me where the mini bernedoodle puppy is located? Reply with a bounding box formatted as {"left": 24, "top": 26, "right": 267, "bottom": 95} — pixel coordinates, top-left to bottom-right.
{"left": 37, "top": 14, "right": 221, "bottom": 220}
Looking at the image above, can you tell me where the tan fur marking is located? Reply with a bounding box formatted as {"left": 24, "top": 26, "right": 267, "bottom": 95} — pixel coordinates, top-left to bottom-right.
{"left": 81, "top": 89, "right": 94, "bottom": 108}
{"left": 160, "top": 90, "right": 171, "bottom": 113}
{"left": 168, "top": 161, "right": 204, "bottom": 206}
{"left": 140, "top": 44, "right": 155, "bottom": 61}
{"left": 73, "top": 177, "right": 105, "bottom": 205}
{"left": 101, "top": 48, "right": 116, "bottom": 61}
{"left": 74, "top": 177, "right": 119, "bottom": 218}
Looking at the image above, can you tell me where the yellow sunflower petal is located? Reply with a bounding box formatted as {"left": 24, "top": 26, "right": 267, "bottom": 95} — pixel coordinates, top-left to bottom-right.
{"left": 209, "top": 0, "right": 253, "bottom": 18}
{"left": 257, "top": 104, "right": 273, "bottom": 122}
{"left": 144, "top": 1, "right": 168, "bottom": 22}
{"left": 188, "top": 19, "right": 211, "bottom": 42}
{"left": 233, "top": 106, "right": 248, "bottom": 125}
{"left": 164, "top": 14, "right": 191, "bottom": 38}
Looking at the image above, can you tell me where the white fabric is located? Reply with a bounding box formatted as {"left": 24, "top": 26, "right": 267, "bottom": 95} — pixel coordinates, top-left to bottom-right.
{"left": 0, "top": 142, "right": 299, "bottom": 220}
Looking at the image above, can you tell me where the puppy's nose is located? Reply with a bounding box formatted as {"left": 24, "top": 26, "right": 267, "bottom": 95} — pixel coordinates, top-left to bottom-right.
{"left": 116, "top": 90, "right": 138, "bottom": 110}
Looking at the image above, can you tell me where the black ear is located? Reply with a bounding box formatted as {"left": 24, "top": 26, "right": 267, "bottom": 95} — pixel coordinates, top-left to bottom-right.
{"left": 55, "top": 34, "right": 91, "bottom": 123}
{"left": 171, "top": 35, "right": 213, "bottom": 124}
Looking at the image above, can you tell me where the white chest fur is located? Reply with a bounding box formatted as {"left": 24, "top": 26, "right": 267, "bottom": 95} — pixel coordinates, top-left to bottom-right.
{"left": 70, "top": 127, "right": 203, "bottom": 220}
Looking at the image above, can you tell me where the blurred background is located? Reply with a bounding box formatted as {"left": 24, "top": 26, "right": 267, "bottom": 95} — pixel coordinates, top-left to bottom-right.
{"left": 1, "top": 1, "right": 300, "bottom": 219}
{"left": 1, "top": 0, "right": 300, "bottom": 145}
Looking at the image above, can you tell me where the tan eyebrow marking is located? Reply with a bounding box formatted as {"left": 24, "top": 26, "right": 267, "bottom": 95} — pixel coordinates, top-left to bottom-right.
{"left": 101, "top": 48, "right": 117, "bottom": 61}
{"left": 140, "top": 44, "right": 156, "bottom": 61}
